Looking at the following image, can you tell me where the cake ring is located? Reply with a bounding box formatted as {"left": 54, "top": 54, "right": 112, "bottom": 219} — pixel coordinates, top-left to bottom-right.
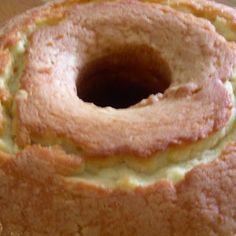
{"left": 0, "top": 0, "right": 236, "bottom": 235}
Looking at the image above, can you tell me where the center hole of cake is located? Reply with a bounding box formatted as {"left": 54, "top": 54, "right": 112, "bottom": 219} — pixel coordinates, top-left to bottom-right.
{"left": 77, "top": 46, "right": 171, "bottom": 109}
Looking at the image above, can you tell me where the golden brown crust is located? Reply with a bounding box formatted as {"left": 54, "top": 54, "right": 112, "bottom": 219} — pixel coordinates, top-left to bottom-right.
{"left": 0, "top": 0, "right": 236, "bottom": 235}
{"left": 14, "top": 0, "right": 236, "bottom": 158}
{"left": 0, "top": 143, "right": 236, "bottom": 235}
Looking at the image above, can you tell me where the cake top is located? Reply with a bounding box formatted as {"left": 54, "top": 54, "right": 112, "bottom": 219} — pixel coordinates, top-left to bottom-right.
{"left": 0, "top": 0, "right": 236, "bottom": 188}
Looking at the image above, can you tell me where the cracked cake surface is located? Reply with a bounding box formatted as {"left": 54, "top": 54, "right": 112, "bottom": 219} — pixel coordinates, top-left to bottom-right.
{"left": 0, "top": 0, "right": 236, "bottom": 235}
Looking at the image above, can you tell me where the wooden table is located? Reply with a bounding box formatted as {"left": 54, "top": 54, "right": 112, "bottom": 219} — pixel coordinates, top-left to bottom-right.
{"left": 0, "top": 0, "right": 235, "bottom": 26}
{"left": 0, "top": 0, "right": 44, "bottom": 26}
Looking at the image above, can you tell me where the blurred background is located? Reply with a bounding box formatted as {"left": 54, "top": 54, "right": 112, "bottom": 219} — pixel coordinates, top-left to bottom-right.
{"left": 0, "top": 0, "right": 235, "bottom": 26}
{"left": 216, "top": 0, "right": 235, "bottom": 5}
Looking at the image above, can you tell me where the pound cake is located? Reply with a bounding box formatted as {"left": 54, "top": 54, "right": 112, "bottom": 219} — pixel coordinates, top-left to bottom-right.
{"left": 0, "top": 0, "right": 236, "bottom": 235}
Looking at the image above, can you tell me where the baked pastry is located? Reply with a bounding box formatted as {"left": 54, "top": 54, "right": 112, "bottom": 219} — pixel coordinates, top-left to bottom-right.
{"left": 0, "top": 0, "right": 236, "bottom": 235}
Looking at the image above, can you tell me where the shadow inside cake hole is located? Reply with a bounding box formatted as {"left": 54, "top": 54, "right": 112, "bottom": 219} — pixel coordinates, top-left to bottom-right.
{"left": 77, "top": 45, "right": 171, "bottom": 109}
